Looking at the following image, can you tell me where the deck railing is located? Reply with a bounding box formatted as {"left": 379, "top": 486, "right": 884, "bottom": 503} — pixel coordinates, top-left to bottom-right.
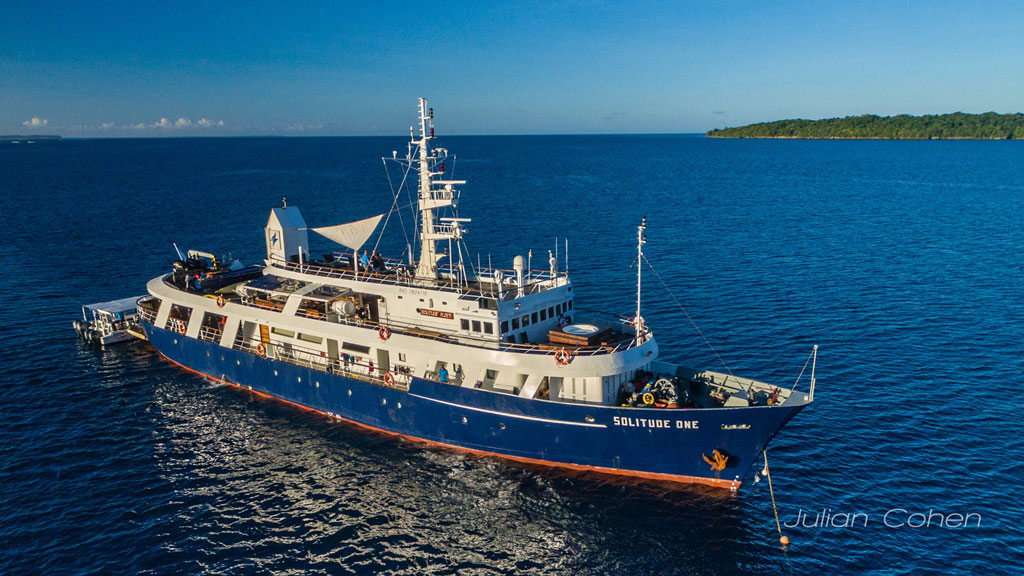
{"left": 199, "top": 326, "right": 223, "bottom": 343}
{"left": 233, "top": 295, "right": 650, "bottom": 357}
{"left": 233, "top": 335, "right": 412, "bottom": 391}
{"left": 267, "top": 256, "right": 568, "bottom": 300}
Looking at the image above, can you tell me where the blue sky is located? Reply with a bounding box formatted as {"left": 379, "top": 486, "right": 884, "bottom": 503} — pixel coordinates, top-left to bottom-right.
{"left": 2, "top": 1, "right": 1022, "bottom": 136}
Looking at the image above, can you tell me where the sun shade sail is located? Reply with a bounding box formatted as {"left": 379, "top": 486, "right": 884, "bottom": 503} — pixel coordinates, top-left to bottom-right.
{"left": 309, "top": 214, "right": 384, "bottom": 251}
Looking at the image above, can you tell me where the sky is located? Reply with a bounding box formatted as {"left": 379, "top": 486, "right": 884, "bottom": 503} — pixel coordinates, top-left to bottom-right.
{"left": 2, "top": 1, "right": 1023, "bottom": 137}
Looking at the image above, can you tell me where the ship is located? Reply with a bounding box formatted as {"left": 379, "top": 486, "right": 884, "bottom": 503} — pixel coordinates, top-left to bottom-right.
{"left": 137, "top": 98, "right": 815, "bottom": 489}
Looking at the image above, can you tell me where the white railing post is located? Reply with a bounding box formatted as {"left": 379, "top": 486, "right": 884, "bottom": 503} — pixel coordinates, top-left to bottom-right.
{"left": 809, "top": 344, "right": 818, "bottom": 401}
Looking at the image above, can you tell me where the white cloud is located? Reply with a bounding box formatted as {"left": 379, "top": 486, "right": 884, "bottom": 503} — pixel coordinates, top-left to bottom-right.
{"left": 22, "top": 117, "right": 48, "bottom": 127}
{"left": 101, "top": 122, "right": 115, "bottom": 129}
{"left": 131, "top": 122, "right": 146, "bottom": 130}
{"left": 286, "top": 123, "right": 323, "bottom": 132}
{"left": 174, "top": 117, "right": 192, "bottom": 128}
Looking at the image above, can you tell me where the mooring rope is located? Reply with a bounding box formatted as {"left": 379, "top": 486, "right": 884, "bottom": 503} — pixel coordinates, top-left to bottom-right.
{"left": 763, "top": 450, "right": 790, "bottom": 547}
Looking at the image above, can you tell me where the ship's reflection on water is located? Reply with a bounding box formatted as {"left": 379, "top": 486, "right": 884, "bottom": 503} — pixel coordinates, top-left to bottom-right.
{"left": 145, "top": 364, "right": 777, "bottom": 575}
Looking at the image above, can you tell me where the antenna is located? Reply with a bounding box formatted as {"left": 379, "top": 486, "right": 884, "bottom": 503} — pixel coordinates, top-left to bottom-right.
{"left": 635, "top": 216, "right": 647, "bottom": 340}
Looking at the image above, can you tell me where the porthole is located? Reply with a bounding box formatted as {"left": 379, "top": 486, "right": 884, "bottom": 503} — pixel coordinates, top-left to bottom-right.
{"left": 585, "top": 416, "right": 595, "bottom": 423}
{"left": 274, "top": 370, "right": 278, "bottom": 376}
{"left": 173, "top": 338, "right": 178, "bottom": 344}
{"left": 237, "top": 360, "right": 241, "bottom": 365}
{"left": 315, "top": 381, "right": 320, "bottom": 388}
{"left": 348, "top": 390, "right": 352, "bottom": 396}
{"left": 297, "top": 376, "right": 302, "bottom": 383}
{"left": 206, "top": 351, "right": 210, "bottom": 357}
{"left": 499, "top": 422, "right": 506, "bottom": 430}
{"left": 461, "top": 416, "right": 468, "bottom": 424}
{"left": 396, "top": 402, "right": 402, "bottom": 409}
{"left": 381, "top": 398, "right": 387, "bottom": 406}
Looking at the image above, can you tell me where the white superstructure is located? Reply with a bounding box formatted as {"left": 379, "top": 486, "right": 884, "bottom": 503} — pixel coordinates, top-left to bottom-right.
{"left": 139, "top": 99, "right": 659, "bottom": 406}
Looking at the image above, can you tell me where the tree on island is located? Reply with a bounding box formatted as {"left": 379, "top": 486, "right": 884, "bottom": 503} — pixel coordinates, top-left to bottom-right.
{"left": 706, "top": 112, "right": 1024, "bottom": 139}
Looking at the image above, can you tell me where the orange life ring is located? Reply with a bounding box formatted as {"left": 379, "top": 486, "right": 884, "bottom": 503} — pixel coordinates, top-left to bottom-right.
{"left": 177, "top": 320, "right": 187, "bottom": 334}
{"left": 256, "top": 343, "right": 266, "bottom": 357}
{"left": 216, "top": 295, "right": 225, "bottom": 308}
{"left": 554, "top": 347, "right": 571, "bottom": 366}
{"left": 378, "top": 325, "right": 391, "bottom": 341}
{"left": 383, "top": 372, "right": 395, "bottom": 387}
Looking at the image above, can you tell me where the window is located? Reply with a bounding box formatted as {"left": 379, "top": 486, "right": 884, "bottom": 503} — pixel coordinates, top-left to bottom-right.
{"left": 568, "top": 300, "right": 573, "bottom": 310}
{"left": 548, "top": 306, "right": 555, "bottom": 317}
{"left": 342, "top": 342, "right": 370, "bottom": 354}
{"left": 272, "top": 327, "right": 295, "bottom": 338}
{"left": 472, "top": 320, "right": 481, "bottom": 332}
{"left": 501, "top": 321, "right": 509, "bottom": 333}
{"left": 478, "top": 297, "right": 497, "bottom": 310}
{"left": 298, "top": 333, "right": 323, "bottom": 344}
{"left": 522, "top": 315, "right": 530, "bottom": 327}
{"left": 461, "top": 319, "right": 470, "bottom": 330}
{"left": 484, "top": 322, "right": 493, "bottom": 334}
{"left": 531, "top": 312, "right": 538, "bottom": 324}
{"left": 512, "top": 317, "right": 519, "bottom": 329}
{"left": 486, "top": 369, "right": 497, "bottom": 380}
{"left": 540, "top": 309, "right": 547, "bottom": 321}
{"left": 399, "top": 353, "right": 406, "bottom": 361}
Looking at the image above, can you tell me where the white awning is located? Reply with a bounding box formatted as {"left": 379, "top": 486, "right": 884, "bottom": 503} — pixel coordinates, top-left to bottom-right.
{"left": 309, "top": 214, "right": 384, "bottom": 251}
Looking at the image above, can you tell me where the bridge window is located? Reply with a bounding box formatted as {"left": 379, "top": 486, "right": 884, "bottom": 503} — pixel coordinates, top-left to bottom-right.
{"left": 501, "top": 320, "right": 509, "bottom": 333}
{"left": 461, "top": 319, "right": 470, "bottom": 330}
{"left": 472, "top": 320, "right": 481, "bottom": 332}
{"left": 484, "top": 322, "right": 493, "bottom": 334}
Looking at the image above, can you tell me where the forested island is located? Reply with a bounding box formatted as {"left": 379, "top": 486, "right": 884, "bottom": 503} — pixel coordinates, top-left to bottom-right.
{"left": 706, "top": 112, "right": 1024, "bottom": 139}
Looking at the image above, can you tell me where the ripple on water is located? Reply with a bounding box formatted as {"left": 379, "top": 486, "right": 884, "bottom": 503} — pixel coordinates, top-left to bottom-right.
{"left": 3, "top": 137, "right": 1024, "bottom": 575}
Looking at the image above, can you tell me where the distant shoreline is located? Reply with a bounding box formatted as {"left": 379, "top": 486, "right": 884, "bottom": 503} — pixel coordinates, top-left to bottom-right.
{"left": 707, "top": 112, "right": 1024, "bottom": 140}
{"left": 1, "top": 134, "right": 62, "bottom": 141}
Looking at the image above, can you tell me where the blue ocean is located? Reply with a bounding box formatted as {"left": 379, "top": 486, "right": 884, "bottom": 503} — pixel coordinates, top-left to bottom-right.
{"left": 2, "top": 135, "right": 1022, "bottom": 575}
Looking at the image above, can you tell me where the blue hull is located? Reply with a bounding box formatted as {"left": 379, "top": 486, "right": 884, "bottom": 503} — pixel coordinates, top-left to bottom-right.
{"left": 143, "top": 323, "right": 806, "bottom": 489}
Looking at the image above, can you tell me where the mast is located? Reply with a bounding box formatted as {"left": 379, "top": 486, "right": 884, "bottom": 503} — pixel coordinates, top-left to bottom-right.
{"left": 635, "top": 216, "right": 646, "bottom": 340}
{"left": 413, "top": 98, "right": 467, "bottom": 280}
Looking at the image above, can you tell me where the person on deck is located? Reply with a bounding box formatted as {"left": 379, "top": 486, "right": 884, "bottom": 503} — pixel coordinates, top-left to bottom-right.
{"left": 438, "top": 364, "right": 449, "bottom": 383}
{"left": 360, "top": 250, "right": 370, "bottom": 272}
{"left": 371, "top": 251, "right": 384, "bottom": 272}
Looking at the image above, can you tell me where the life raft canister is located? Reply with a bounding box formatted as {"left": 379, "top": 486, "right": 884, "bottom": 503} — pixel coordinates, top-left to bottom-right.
{"left": 554, "top": 347, "right": 571, "bottom": 366}
{"left": 378, "top": 325, "right": 391, "bottom": 341}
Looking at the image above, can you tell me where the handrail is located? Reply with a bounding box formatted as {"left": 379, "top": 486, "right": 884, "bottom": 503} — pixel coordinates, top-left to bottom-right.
{"left": 234, "top": 295, "right": 649, "bottom": 357}
{"left": 199, "top": 326, "right": 222, "bottom": 342}
{"left": 233, "top": 336, "right": 412, "bottom": 391}
{"left": 267, "top": 257, "right": 568, "bottom": 299}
